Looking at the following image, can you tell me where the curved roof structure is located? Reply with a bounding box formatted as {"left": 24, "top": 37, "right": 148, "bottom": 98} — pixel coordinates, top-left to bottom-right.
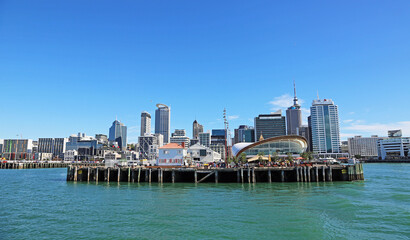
{"left": 156, "top": 103, "right": 169, "bottom": 109}
{"left": 232, "top": 135, "right": 308, "bottom": 157}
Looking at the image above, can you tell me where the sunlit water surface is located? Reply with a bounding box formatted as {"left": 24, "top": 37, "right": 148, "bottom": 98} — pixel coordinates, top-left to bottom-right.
{"left": 0, "top": 164, "right": 409, "bottom": 239}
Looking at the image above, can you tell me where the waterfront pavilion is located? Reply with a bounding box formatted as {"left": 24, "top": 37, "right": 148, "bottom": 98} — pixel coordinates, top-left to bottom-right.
{"left": 232, "top": 135, "right": 308, "bottom": 158}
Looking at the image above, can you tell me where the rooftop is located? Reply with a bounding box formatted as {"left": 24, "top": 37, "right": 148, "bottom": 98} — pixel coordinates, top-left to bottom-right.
{"left": 159, "top": 143, "right": 184, "bottom": 149}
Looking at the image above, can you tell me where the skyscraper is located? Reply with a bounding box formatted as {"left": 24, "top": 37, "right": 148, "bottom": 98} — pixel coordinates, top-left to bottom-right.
{"left": 192, "top": 120, "right": 204, "bottom": 139}
{"left": 140, "top": 111, "right": 151, "bottom": 136}
{"left": 155, "top": 103, "right": 170, "bottom": 144}
{"left": 109, "top": 119, "right": 127, "bottom": 150}
{"left": 310, "top": 98, "right": 341, "bottom": 154}
{"left": 286, "top": 81, "right": 302, "bottom": 135}
{"left": 38, "top": 138, "right": 68, "bottom": 159}
{"left": 199, "top": 132, "right": 211, "bottom": 147}
{"left": 234, "top": 125, "right": 255, "bottom": 144}
{"left": 254, "top": 110, "right": 286, "bottom": 140}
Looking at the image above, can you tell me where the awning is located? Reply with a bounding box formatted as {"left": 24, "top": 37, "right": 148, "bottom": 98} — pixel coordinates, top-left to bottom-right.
{"left": 248, "top": 156, "right": 269, "bottom": 162}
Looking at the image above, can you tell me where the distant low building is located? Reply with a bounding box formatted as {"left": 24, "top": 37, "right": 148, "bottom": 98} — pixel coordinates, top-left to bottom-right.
{"left": 1, "top": 139, "right": 33, "bottom": 160}
{"left": 36, "top": 152, "right": 53, "bottom": 161}
{"left": 170, "top": 129, "right": 190, "bottom": 148}
{"left": 187, "top": 143, "right": 221, "bottom": 164}
{"left": 210, "top": 144, "right": 226, "bottom": 160}
{"left": 66, "top": 133, "right": 103, "bottom": 161}
{"left": 348, "top": 135, "right": 382, "bottom": 158}
{"left": 95, "top": 134, "right": 108, "bottom": 145}
{"left": 64, "top": 150, "right": 78, "bottom": 161}
{"left": 378, "top": 137, "right": 409, "bottom": 160}
{"left": 38, "top": 138, "right": 68, "bottom": 159}
{"left": 157, "top": 143, "right": 187, "bottom": 166}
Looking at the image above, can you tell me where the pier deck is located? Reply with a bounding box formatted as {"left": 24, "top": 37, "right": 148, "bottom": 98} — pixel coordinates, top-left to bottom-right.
{"left": 0, "top": 162, "right": 101, "bottom": 169}
{"left": 66, "top": 164, "right": 364, "bottom": 183}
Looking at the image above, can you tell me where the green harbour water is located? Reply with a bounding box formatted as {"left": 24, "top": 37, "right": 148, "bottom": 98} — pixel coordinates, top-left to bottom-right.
{"left": 0, "top": 164, "right": 409, "bottom": 239}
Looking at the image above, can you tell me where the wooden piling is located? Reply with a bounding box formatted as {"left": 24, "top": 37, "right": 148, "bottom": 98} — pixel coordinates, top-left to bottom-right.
{"left": 241, "top": 168, "right": 244, "bottom": 183}
{"left": 281, "top": 170, "right": 285, "bottom": 182}
{"left": 194, "top": 170, "right": 198, "bottom": 183}
{"left": 74, "top": 166, "right": 78, "bottom": 181}
{"left": 329, "top": 166, "right": 332, "bottom": 182}
{"left": 128, "top": 168, "right": 131, "bottom": 182}
{"left": 252, "top": 168, "right": 256, "bottom": 183}
{"left": 158, "top": 169, "right": 161, "bottom": 183}
{"left": 107, "top": 168, "right": 110, "bottom": 183}
{"left": 87, "top": 167, "right": 90, "bottom": 182}
{"left": 237, "top": 170, "right": 240, "bottom": 183}
{"left": 215, "top": 170, "right": 219, "bottom": 183}
{"left": 172, "top": 170, "right": 175, "bottom": 183}
{"left": 138, "top": 168, "right": 141, "bottom": 183}
{"left": 361, "top": 164, "right": 364, "bottom": 180}
{"left": 149, "top": 168, "right": 152, "bottom": 183}
{"left": 296, "top": 167, "right": 299, "bottom": 182}
{"left": 248, "top": 168, "right": 250, "bottom": 184}
{"left": 96, "top": 168, "right": 99, "bottom": 183}
{"left": 322, "top": 166, "right": 325, "bottom": 182}
{"left": 304, "top": 167, "right": 307, "bottom": 182}
{"left": 67, "top": 166, "right": 71, "bottom": 181}
{"left": 268, "top": 169, "right": 272, "bottom": 183}
{"left": 131, "top": 169, "right": 135, "bottom": 183}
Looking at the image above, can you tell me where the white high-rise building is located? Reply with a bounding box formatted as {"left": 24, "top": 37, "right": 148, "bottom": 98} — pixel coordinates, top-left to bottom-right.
{"left": 348, "top": 135, "right": 382, "bottom": 157}
{"left": 140, "top": 112, "right": 151, "bottom": 136}
{"left": 310, "top": 98, "right": 341, "bottom": 154}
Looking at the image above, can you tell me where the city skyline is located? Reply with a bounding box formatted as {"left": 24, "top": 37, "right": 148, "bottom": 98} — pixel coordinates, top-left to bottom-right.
{"left": 1, "top": 1, "right": 409, "bottom": 141}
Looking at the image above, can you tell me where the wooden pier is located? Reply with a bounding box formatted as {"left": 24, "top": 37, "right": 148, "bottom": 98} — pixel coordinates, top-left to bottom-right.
{"left": 66, "top": 164, "right": 364, "bottom": 183}
{"left": 0, "top": 162, "right": 101, "bottom": 169}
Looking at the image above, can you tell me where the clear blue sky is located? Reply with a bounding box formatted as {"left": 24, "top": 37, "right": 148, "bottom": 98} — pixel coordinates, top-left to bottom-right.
{"left": 1, "top": 0, "right": 409, "bottom": 142}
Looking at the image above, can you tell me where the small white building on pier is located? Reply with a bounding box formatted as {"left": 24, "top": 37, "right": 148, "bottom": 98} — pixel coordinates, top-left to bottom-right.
{"left": 157, "top": 143, "right": 187, "bottom": 166}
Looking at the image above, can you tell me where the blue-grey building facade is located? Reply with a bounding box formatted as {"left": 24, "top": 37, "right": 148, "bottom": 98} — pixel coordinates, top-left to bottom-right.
{"left": 109, "top": 120, "right": 127, "bottom": 150}
{"left": 234, "top": 125, "right": 255, "bottom": 144}
{"left": 155, "top": 104, "right": 170, "bottom": 144}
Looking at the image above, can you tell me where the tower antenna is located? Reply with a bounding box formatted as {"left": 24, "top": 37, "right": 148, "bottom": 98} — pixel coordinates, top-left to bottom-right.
{"left": 293, "top": 80, "right": 300, "bottom": 107}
